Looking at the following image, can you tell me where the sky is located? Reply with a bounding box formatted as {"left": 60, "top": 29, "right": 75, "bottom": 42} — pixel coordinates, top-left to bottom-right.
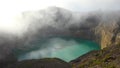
{"left": 0, "top": 0, "right": 120, "bottom": 34}
{"left": 0, "top": 0, "right": 120, "bottom": 13}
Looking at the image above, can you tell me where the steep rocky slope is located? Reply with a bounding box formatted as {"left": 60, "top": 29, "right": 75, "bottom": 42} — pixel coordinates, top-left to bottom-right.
{"left": 94, "top": 18, "right": 120, "bottom": 49}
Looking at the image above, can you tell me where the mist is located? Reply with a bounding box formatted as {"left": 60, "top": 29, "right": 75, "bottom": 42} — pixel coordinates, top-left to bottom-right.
{"left": 0, "top": 7, "right": 120, "bottom": 62}
{"left": 17, "top": 38, "right": 79, "bottom": 61}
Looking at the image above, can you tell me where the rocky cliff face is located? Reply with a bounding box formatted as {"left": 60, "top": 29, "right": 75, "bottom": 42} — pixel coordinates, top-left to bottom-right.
{"left": 94, "top": 19, "right": 120, "bottom": 49}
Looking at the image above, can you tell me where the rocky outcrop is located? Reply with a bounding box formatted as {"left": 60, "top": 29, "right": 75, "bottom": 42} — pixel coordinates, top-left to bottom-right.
{"left": 93, "top": 18, "right": 120, "bottom": 49}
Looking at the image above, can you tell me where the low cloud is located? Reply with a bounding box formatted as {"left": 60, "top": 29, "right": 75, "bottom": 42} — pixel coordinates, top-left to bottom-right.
{"left": 18, "top": 38, "right": 78, "bottom": 61}
{"left": 0, "top": 7, "right": 120, "bottom": 61}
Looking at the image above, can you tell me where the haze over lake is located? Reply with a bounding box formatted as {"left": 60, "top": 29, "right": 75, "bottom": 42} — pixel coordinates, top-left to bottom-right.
{"left": 13, "top": 37, "right": 100, "bottom": 62}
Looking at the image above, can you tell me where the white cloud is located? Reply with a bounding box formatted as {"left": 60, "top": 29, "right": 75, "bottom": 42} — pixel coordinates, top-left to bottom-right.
{"left": 0, "top": 0, "right": 120, "bottom": 13}
{"left": 65, "top": 0, "right": 120, "bottom": 11}
{"left": 0, "top": 0, "right": 119, "bottom": 34}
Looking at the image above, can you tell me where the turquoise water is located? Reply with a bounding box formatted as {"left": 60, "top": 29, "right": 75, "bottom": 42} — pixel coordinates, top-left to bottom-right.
{"left": 14, "top": 37, "right": 100, "bottom": 62}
